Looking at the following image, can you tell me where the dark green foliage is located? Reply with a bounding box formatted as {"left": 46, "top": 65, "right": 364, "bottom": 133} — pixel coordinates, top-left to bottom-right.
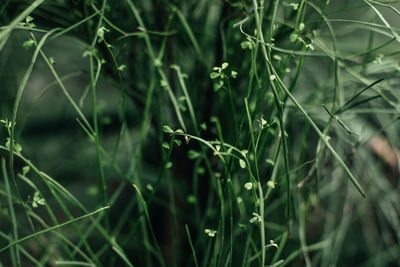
{"left": 0, "top": 0, "right": 399, "bottom": 266}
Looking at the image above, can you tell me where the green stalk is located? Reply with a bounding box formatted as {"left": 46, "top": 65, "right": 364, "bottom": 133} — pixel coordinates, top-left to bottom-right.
{"left": 88, "top": 0, "right": 109, "bottom": 235}
{"left": 0, "top": 0, "right": 45, "bottom": 51}
{"left": 7, "top": 29, "right": 59, "bottom": 267}
{"left": 89, "top": 54, "right": 108, "bottom": 223}
{"left": 0, "top": 206, "right": 109, "bottom": 254}
{"left": 254, "top": 0, "right": 366, "bottom": 197}
{"left": 125, "top": 0, "right": 186, "bottom": 132}
{"left": 1, "top": 146, "right": 132, "bottom": 266}
{"left": 258, "top": 181, "right": 266, "bottom": 267}
{"left": 244, "top": 98, "right": 260, "bottom": 181}
{"left": 185, "top": 224, "right": 200, "bottom": 267}
{"left": 252, "top": 0, "right": 292, "bottom": 226}
{"left": 2, "top": 159, "right": 19, "bottom": 266}
{"left": 132, "top": 184, "right": 166, "bottom": 267}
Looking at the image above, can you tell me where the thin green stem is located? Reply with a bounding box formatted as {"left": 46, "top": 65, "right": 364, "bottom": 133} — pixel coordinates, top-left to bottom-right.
{"left": 0, "top": 206, "right": 110, "bottom": 254}
{"left": 185, "top": 224, "right": 200, "bottom": 267}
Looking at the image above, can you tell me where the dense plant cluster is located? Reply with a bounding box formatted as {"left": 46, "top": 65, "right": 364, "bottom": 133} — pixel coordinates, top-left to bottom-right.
{"left": 0, "top": 0, "right": 399, "bottom": 266}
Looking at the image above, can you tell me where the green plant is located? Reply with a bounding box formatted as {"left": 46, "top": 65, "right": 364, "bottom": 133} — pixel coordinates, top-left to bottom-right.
{"left": 0, "top": 0, "right": 399, "bottom": 266}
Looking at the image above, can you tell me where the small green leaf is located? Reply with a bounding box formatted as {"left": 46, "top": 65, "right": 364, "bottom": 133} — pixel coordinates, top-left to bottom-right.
{"left": 86, "top": 185, "right": 99, "bottom": 196}
{"left": 188, "top": 150, "right": 201, "bottom": 159}
{"left": 4, "top": 138, "right": 22, "bottom": 152}
{"left": 26, "top": 16, "right": 34, "bottom": 23}
{"left": 241, "top": 41, "right": 249, "bottom": 49}
{"left": 175, "top": 129, "right": 184, "bottom": 134}
{"left": 210, "top": 72, "right": 220, "bottom": 79}
{"left": 165, "top": 162, "right": 173, "bottom": 168}
{"left": 174, "top": 139, "right": 182, "bottom": 146}
{"left": 15, "top": 143, "right": 22, "bottom": 152}
{"left": 273, "top": 54, "right": 282, "bottom": 61}
{"left": 32, "top": 192, "right": 45, "bottom": 208}
{"left": 231, "top": 71, "right": 238, "bottom": 78}
{"left": 22, "top": 166, "right": 30, "bottom": 175}
{"left": 266, "top": 159, "right": 275, "bottom": 166}
{"left": 118, "top": 65, "right": 127, "bottom": 71}
{"left": 204, "top": 229, "right": 217, "bottom": 237}
{"left": 162, "top": 125, "right": 174, "bottom": 134}
{"left": 146, "top": 184, "right": 154, "bottom": 191}
{"left": 178, "top": 96, "right": 187, "bottom": 111}
{"left": 162, "top": 142, "right": 170, "bottom": 150}
{"left": 187, "top": 195, "right": 197, "bottom": 204}
{"left": 290, "top": 32, "right": 298, "bottom": 42}
{"left": 266, "top": 240, "right": 279, "bottom": 249}
{"left": 289, "top": 3, "right": 299, "bottom": 10}
{"left": 97, "top": 26, "right": 110, "bottom": 43}
{"left": 5, "top": 139, "right": 10, "bottom": 149}
{"left": 23, "top": 39, "right": 36, "bottom": 50}
{"left": 267, "top": 181, "right": 275, "bottom": 189}
{"left": 37, "top": 199, "right": 46, "bottom": 206}
{"left": 221, "top": 62, "right": 229, "bottom": 69}
{"left": 244, "top": 182, "right": 253, "bottom": 190}
{"left": 196, "top": 167, "right": 205, "bottom": 175}
{"left": 213, "top": 82, "right": 223, "bottom": 92}
{"left": 160, "top": 79, "right": 168, "bottom": 88}
{"left": 154, "top": 58, "right": 162, "bottom": 67}
{"left": 249, "top": 212, "right": 262, "bottom": 224}
{"left": 239, "top": 159, "right": 246, "bottom": 168}
{"left": 258, "top": 117, "right": 267, "bottom": 128}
